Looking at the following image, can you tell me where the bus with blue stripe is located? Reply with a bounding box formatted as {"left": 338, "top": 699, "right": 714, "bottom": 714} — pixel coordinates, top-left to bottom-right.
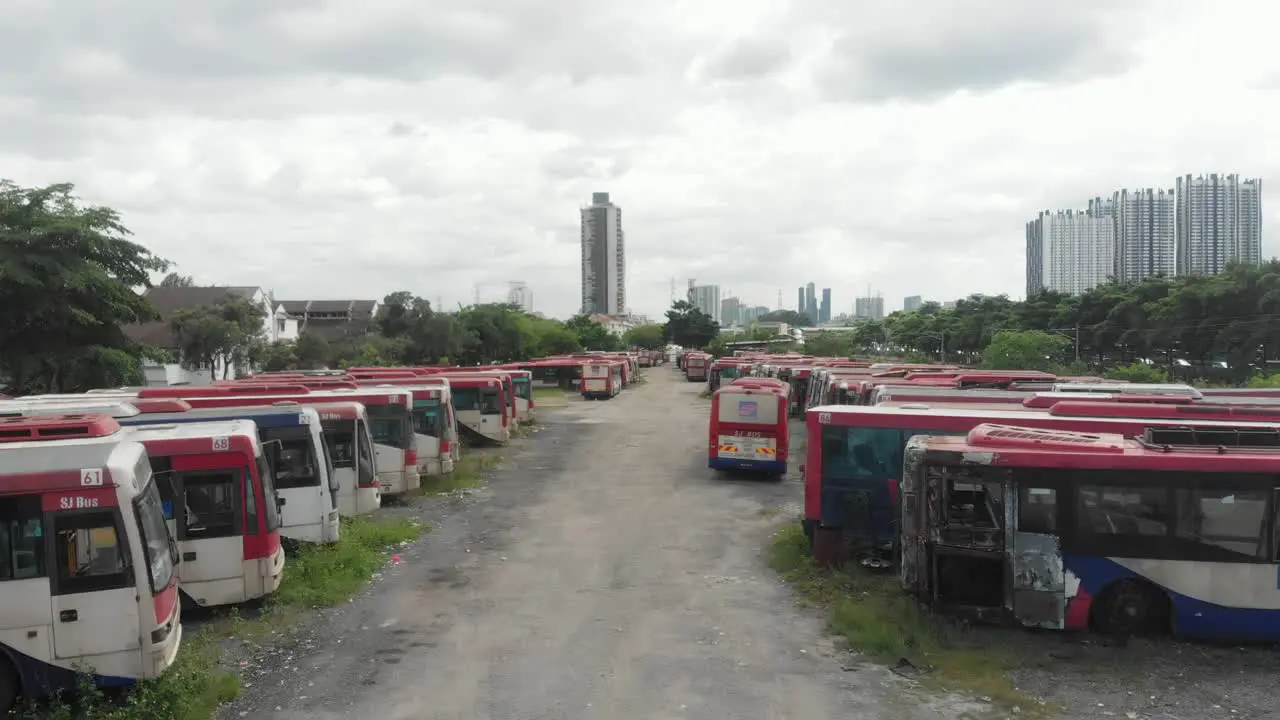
{"left": 902, "top": 423, "right": 1280, "bottom": 642}
{"left": 117, "top": 407, "right": 340, "bottom": 546}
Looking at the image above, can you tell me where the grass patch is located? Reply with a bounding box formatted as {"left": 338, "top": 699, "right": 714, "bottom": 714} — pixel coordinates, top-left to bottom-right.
{"left": 270, "top": 516, "right": 425, "bottom": 608}
{"left": 419, "top": 451, "right": 502, "bottom": 496}
{"left": 533, "top": 386, "right": 574, "bottom": 408}
{"left": 22, "top": 629, "right": 240, "bottom": 720}
{"left": 511, "top": 417, "right": 541, "bottom": 439}
{"left": 767, "top": 523, "right": 1050, "bottom": 717}
{"left": 698, "top": 389, "right": 712, "bottom": 399}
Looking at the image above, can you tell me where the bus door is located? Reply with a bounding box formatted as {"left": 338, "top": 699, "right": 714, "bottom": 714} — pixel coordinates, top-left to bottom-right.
{"left": 1006, "top": 475, "right": 1068, "bottom": 630}
{"left": 156, "top": 453, "right": 248, "bottom": 607}
{"left": 582, "top": 364, "right": 610, "bottom": 399}
{"left": 46, "top": 489, "right": 141, "bottom": 661}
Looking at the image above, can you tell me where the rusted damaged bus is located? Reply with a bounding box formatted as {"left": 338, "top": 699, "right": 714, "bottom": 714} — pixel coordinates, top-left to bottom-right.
{"left": 900, "top": 423, "right": 1280, "bottom": 642}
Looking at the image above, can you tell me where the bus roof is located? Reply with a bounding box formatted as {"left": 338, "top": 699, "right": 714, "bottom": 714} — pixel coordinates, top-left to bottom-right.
{"left": 808, "top": 403, "right": 1280, "bottom": 432}
{"left": 122, "top": 419, "right": 260, "bottom": 457}
{"left": 0, "top": 400, "right": 143, "bottom": 419}
{"left": 307, "top": 402, "right": 367, "bottom": 421}
{"left": 0, "top": 414, "right": 149, "bottom": 494}
{"left": 118, "top": 405, "right": 318, "bottom": 428}
{"left": 914, "top": 423, "right": 1280, "bottom": 473}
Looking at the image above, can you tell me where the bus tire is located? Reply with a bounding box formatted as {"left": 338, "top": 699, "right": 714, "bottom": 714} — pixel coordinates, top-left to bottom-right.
{"left": 1091, "top": 578, "right": 1171, "bottom": 637}
{"left": 0, "top": 654, "right": 19, "bottom": 713}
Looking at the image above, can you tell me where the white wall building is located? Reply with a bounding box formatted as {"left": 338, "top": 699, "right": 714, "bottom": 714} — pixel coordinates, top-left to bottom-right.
{"left": 580, "top": 192, "right": 625, "bottom": 315}
{"left": 1107, "top": 188, "right": 1176, "bottom": 283}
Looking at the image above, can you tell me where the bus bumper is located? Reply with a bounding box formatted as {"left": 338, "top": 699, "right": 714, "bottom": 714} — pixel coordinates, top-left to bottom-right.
{"left": 708, "top": 458, "right": 787, "bottom": 474}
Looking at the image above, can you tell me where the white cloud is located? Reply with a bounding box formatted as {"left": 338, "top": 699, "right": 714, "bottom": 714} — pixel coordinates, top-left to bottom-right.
{"left": 0, "top": 0, "right": 1276, "bottom": 319}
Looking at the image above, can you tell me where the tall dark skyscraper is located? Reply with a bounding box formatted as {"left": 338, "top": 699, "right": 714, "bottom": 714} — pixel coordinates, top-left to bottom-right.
{"left": 819, "top": 288, "right": 831, "bottom": 324}
{"left": 580, "top": 192, "right": 624, "bottom": 315}
{"left": 796, "top": 287, "right": 805, "bottom": 317}
{"left": 804, "top": 283, "right": 817, "bottom": 324}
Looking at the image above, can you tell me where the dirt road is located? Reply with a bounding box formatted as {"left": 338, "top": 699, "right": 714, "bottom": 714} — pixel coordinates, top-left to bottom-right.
{"left": 223, "top": 369, "right": 975, "bottom": 719}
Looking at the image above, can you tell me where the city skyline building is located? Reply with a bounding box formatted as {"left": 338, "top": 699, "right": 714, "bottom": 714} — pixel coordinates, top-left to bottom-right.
{"left": 819, "top": 288, "right": 831, "bottom": 324}
{"left": 506, "top": 281, "right": 533, "bottom": 313}
{"left": 691, "top": 284, "right": 721, "bottom": 323}
{"left": 580, "top": 192, "right": 625, "bottom": 315}
{"left": 903, "top": 295, "right": 923, "bottom": 312}
{"left": 1026, "top": 206, "right": 1115, "bottom": 296}
{"left": 855, "top": 295, "right": 885, "bottom": 321}
{"left": 805, "top": 282, "right": 817, "bottom": 324}
{"left": 1105, "top": 187, "right": 1176, "bottom": 283}
{"left": 1175, "top": 173, "right": 1262, "bottom": 276}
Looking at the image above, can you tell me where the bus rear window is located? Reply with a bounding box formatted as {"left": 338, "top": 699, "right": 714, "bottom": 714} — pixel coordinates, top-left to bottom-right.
{"left": 717, "top": 394, "right": 780, "bottom": 425}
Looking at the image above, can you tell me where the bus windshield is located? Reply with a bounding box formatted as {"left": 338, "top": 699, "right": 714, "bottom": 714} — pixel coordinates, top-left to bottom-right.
{"left": 480, "top": 390, "right": 503, "bottom": 416}
{"left": 452, "top": 388, "right": 478, "bottom": 411}
{"left": 367, "top": 404, "right": 410, "bottom": 449}
{"left": 134, "top": 479, "right": 175, "bottom": 594}
{"left": 323, "top": 423, "right": 355, "bottom": 469}
{"left": 265, "top": 429, "right": 321, "bottom": 489}
{"left": 514, "top": 379, "right": 531, "bottom": 401}
{"left": 412, "top": 401, "right": 445, "bottom": 436}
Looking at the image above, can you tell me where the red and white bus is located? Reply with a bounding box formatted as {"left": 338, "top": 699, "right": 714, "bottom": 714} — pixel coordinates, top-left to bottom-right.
{"left": 311, "top": 402, "right": 382, "bottom": 515}
{"left": 581, "top": 359, "right": 622, "bottom": 400}
{"left": 122, "top": 420, "right": 285, "bottom": 608}
{"left": 708, "top": 379, "right": 790, "bottom": 476}
{"left": 128, "top": 386, "right": 419, "bottom": 498}
{"left": 0, "top": 414, "right": 181, "bottom": 711}
{"left": 684, "top": 353, "right": 709, "bottom": 382}
{"left": 804, "top": 401, "right": 1280, "bottom": 566}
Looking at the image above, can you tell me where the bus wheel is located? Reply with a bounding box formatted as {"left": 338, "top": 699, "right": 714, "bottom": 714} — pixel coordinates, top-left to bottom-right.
{"left": 0, "top": 656, "right": 19, "bottom": 713}
{"left": 1092, "top": 578, "right": 1170, "bottom": 637}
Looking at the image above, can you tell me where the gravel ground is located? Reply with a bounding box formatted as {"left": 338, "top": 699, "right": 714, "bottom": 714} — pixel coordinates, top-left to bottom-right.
{"left": 216, "top": 369, "right": 983, "bottom": 719}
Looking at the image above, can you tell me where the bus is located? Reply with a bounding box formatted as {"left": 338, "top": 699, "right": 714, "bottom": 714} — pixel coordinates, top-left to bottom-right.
{"left": 0, "top": 414, "right": 181, "bottom": 711}
{"left": 804, "top": 402, "right": 1280, "bottom": 567}
{"left": 122, "top": 420, "right": 285, "bottom": 608}
{"left": 708, "top": 380, "right": 789, "bottom": 476}
{"left": 118, "top": 406, "right": 340, "bottom": 545}
{"left": 684, "top": 353, "right": 709, "bottom": 382}
{"left": 310, "top": 402, "right": 381, "bottom": 516}
{"left": 581, "top": 360, "right": 622, "bottom": 400}
{"left": 901, "top": 423, "right": 1280, "bottom": 642}
{"left": 131, "top": 387, "right": 419, "bottom": 498}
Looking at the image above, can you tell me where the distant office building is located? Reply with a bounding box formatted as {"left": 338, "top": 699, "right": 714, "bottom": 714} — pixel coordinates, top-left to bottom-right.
{"left": 942, "top": 300, "right": 957, "bottom": 309}
{"left": 903, "top": 295, "right": 923, "bottom": 312}
{"left": 1025, "top": 206, "right": 1115, "bottom": 296}
{"left": 796, "top": 287, "right": 805, "bottom": 317}
{"left": 691, "top": 284, "right": 721, "bottom": 323}
{"left": 819, "top": 288, "right": 831, "bottom": 324}
{"left": 580, "top": 192, "right": 625, "bottom": 315}
{"left": 506, "top": 282, "right": 533, "bottom": 313}
{"left": 855, "top": 295, "right": 885, "bottom": 321}
{"left": 720, "top": 296, "right": 743, "bottom": 326}
{"left": 744, "top": 305, "right": 770, "bottom": 323}
{"left": 804, "top": 283, "right": 817, "bottom": 324}
{"left": 1176, "top": 173, "right": 1262, "bottom": 276}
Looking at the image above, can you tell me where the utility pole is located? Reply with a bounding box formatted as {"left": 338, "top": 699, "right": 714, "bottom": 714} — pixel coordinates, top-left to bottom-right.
{"left": 1074, "top": 323, "right": 1081, "bottom": 363}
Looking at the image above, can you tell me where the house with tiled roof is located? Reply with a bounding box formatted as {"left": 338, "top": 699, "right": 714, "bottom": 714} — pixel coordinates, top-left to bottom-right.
{"left": 125, "top": 286, "right": 296, "bottom": 386}
{"left": 276, "top": 299, "right": 380, "bottom": 343}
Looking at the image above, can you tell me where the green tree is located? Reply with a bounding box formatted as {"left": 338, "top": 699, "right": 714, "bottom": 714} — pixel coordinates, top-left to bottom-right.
{"left": 663, "top": 301, "right": 720, "bottom": 349}
{"left": 802, "top": 331, "right": 853, "bottom": 358}
{"left": 623, "top": 323, "right": 665, "bottom": 350}
{"left": 526, "top": 316, "right": 581, "bottom": 356}
{"left": 295, "top": 331, "right": 332, "bottom": 369}
{"left": 159, "top": 272, "right": 194, "bottom": 288}
{"left": 565, "top": 315, "right": 621, "bottom": 351}
{"left": 980, "top": 330, "right": 1069, "bottom": 372}
{"left": 257, "top": 341, "right": 299, "bottom": 372}
{"left": 0, "top": 180, "right": 169, "bottom": 394}
{"left": 170, "top": 296, "right": 267, "bottom": 381}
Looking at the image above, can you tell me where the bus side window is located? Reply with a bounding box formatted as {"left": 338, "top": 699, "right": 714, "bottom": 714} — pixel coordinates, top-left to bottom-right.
{"left": 0, "top": 496, "right": 45, "bottom": 581}
{"left": 52, "top": 511, "right": 131, "bottom": 595}
{"left": 243, "top": 470, "right": 259, "bottom": 536}
{"left": 179, "top": 471, "right": 241, "bottom": 540}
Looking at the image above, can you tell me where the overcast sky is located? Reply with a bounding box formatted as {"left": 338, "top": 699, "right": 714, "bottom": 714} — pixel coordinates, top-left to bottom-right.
{"left": 1, "top": 0, "right": 1276, "bottom": 320}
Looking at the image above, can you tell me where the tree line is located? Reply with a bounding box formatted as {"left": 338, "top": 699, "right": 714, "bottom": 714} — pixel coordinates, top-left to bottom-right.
{"left": 0, "top": 180, "right": 670, "bottom": 394}
{"left": 706, "top": 262, "right": 1280, "bottom": 384}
